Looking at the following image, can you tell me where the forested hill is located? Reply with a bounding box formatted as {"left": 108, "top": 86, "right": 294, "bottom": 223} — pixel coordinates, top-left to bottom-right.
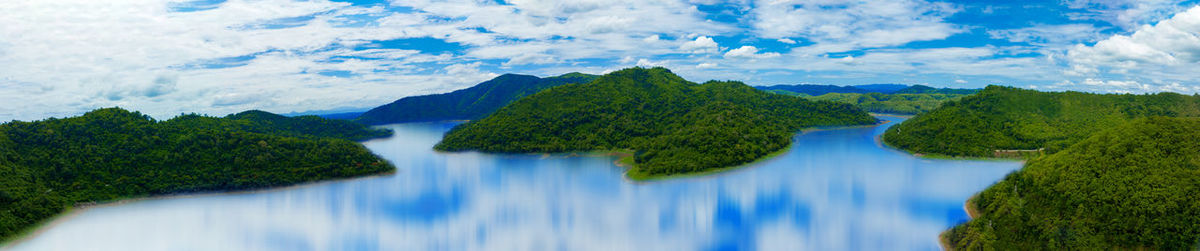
{"left": 434, "top": 67, "right": 877, "bottom": 180}
{"left": 756, "top": 84, "right": 871, "bottom": 96}
{"left": 169, "top": 110, "right": 393, "bottom": 141}
{"left": 943, "top": 117, "right": 1200, "bottom": 249}
{"left": 0, "top": 108, "right": 394, "bottom": 242}
{"left": 882, "top": 85, "right": 1200, "bottom": 157}
{"left": 354, "top": 72, "right": 599, "bottom": 125}
{"left": 892, "top": 85, "right": 979, "bottom": 95}
{"left": 798, "top": 92, "right": 972, "bottom": 115}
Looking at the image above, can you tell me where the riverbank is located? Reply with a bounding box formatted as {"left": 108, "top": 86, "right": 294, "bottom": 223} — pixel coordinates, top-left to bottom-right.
{"left": 939, "top": 195, "right": 982, "bottom": 251}
{"left": 0, "top": 171, "right": 396, "bottom": 249}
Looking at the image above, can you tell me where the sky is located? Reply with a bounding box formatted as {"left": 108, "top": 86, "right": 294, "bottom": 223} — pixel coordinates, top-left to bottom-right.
{"left": 2, "top": 0, "right": 1200, "bottom": 121}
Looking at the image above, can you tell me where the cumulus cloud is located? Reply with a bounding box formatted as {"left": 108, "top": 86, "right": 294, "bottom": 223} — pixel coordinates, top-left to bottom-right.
{"left": 680, "top": 36, "right": 720, "bottom": 54}
{"left": 724, "top": 46, "right": 781, "bottom": 59}
{"left": 751, "top": 0, "right": 960, "bottom": 54}
{"left": 1070, "top": 6, "right": 1200, "bottom": 67}
{"left": 1066, "top": 5, "right": 1200, "bottom": 93}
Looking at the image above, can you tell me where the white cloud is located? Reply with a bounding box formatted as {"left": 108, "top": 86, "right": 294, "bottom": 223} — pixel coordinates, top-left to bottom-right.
{"left": 751, "top": 0, "right": 960, "bottom": 54}
{"left": 1065, "top": 5, "right": 1200, "bottom": 93}
{"left": 636, "top": 58, "right": 668, "bottom": 67}
{"left": 696, "top": 63, "right": 718, "bottom": 69}
{"left": 988, "top": 24, "right": 1102, "bottom": 47}
{"left": 1064, "top": 0, "right": 1191, "bottom": 29}
{"left": 724, "top": 46, "right": 780, "bottom": 59}
{"left": 777, "top": 38, "right": 797, "bottom": 44}
{"left": 679, "top": 36, "right": 720, "bottom": 54}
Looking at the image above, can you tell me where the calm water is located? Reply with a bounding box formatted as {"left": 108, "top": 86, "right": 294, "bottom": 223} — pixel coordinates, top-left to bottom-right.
{"left": 5, "top": 116, "right": 1020, "bottom": 251}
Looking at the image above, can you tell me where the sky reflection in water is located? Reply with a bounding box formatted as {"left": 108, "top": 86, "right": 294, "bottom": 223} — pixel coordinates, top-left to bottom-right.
{"left": 6, "top": 116, "right": 1021, "bottom": 251}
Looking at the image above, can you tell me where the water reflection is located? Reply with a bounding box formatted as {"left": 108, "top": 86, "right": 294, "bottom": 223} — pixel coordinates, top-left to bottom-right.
{"left": 5, "top": 116, "right": 1021, "bottom": 251}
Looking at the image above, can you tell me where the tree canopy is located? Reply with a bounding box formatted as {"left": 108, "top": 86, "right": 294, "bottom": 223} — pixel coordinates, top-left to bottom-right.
{"left": 882, "top": 85, "right": 1200, "bottom": 157}
{"left": 354, "top": 73, "right": 599, "bottom": 125}
{"left": 944, "top": 117, "right": 1200, "bottom": 249}
{"left": 0, "top": 108, "right": 393, "bottom": 242}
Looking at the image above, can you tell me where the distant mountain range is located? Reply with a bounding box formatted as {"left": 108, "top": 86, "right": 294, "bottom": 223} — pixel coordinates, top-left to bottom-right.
{"left": 353, "top": 73, "right": 599, "bottom": 125}
{"left": 755, "top": 83, "right": 976, "bottom": 96}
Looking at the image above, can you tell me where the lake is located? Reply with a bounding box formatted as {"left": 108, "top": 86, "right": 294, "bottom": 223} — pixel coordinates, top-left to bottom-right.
{"left": 4, "top": 116, "right": 1021, "bottom": 251}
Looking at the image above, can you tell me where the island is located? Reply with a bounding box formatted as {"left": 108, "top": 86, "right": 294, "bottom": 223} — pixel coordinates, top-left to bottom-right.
{"left": 943, "top": 116, "right": 1200, "bottom": 249}
{"left": 882, "top": 85, "right": 1200, "bottom": 157}
{"left": 0, "top": 108, "right": 394, "bottom": 242}
{"left": 434, "top": 67, "right": 878, "bottom": 180}
{"left": 354, "top": 72, "right": 599, "bottom": 125}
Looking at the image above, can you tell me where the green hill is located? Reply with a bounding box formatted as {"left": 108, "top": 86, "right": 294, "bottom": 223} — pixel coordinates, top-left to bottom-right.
{"left": 804, "top": 92, "right": 971, "bottom": 115}
{"left": 943, "top": 117, "right": 1200, "bottom": 249}
{"left": 173, "top": 110, "right": 392, "bottom": 141}
{"left": 764, "top": 84, "right": 978, "bottom": 115}
{"left": 0, "top": 108, "right": 394, "bottom": 241}
{"left": 354, "top": 73, "right": 599, "bottom": 125}
{"left": 434, "top": 67, "right": 877, "bottom": 179}
{"left": 882, "top": 86, "right": 1200, "bottom": 157}
{"left": 893, "top": 84, "right": 979, "bottom": 95}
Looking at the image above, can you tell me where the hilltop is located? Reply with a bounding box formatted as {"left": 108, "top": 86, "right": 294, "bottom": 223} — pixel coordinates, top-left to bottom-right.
{"left": 355, "top": 73, "right": 598, "bottom": 125}
{"left": 434, "top": 67, "right": 877, "bottom": 179}
{"left": 882, "top": 86, "right": 1200, "bottom": 157}
{"left": 0, "top": 108, "right": 393, "bottom": 241}
{"left": 943, "top": 117, "right": 1200, "bottom": 249}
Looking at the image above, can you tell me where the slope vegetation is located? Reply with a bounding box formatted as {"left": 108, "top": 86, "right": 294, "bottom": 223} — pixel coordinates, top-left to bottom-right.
{"left": 0, "top": 108, "right": 393, "bottom": 241}
{"left": 944, "top": 117, "right": 1200, "bottom": 249}
{"left": 883, "top": 86, "right": 1200, "bottom": 157}
{"left": 434, "top": 67, "right": 877, "bottom": 179}
{"left": 355, "top": 73, "right": 598, "bottom": 125}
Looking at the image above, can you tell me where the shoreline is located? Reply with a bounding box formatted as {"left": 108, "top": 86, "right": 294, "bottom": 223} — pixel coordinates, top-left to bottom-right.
{"left": 939, "top": 195, "right": 981, "bottom": 251}
{"left": 0, "top": 171, "right": 397, "bottom": 249}
{"left": 625, "top": 119, "right": 889, "bottom": 182}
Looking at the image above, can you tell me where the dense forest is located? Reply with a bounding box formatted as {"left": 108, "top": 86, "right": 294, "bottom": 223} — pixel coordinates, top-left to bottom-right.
{"left": 756, "top": 84, "right": 874, "bottom": 96}
{"left": 0, "top": 108, "right": 394, "bottom": 241}
{"left": 802, "top": 92, "right": 971, "bottom": 115}
{"left": 765, "top": 84, "right": 978, "bottom": 114}
{"left": 943, "top": 117, "right": 1200, "bottom": 249}
{"left": 354, "top": 72, "right": 599, "bottom": 125}
{"left": 882, "top": 86, "right": 1200, "bottom": 157}
{"left": 434, "top": 67, "right": 877, "bottom": 179}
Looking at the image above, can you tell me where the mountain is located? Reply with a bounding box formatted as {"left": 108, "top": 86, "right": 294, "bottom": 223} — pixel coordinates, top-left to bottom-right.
{"left": 804, "top": 92, "right": 971, "bottom": 115}
{"left": 354, "top": 72, "right": 599, "bottom": 125}
{"left": 434, "top": 67, "right": 877, "bottom": 180}
{"left": 170, "top": 110, "right": 393, "bottom": 141}
{"left": 882, "top": 86, "right": 1200, "bottom": 157}
{"left": 756, "top": 84, "right": 870, "bottom": 96}
{"left": 893, "top": 84, "right": 979, "bottom": 95}
{"left": 943, "top": 116, "right": 1200, "bottom": 249}
{"left": 853, "top": 84, "right": 911, "bottom": 93}
{"left": 0, "top": 108, "right": 394, "bottom": 241}
{"left": 763, "top": 84, "right": 980, "bottom": 115}
{"left": 282, "top": 107, "right": 369, "bottom": 120}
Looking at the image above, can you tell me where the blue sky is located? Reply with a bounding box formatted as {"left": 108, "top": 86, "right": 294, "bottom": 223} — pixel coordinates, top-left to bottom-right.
{"left": 2, "top": 0, "right": 1200, "bottom": 120}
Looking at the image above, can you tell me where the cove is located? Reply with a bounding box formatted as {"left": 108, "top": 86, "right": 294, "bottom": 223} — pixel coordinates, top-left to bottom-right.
{"left": 2, "top": 116, "right": 1021, "bottom": 251}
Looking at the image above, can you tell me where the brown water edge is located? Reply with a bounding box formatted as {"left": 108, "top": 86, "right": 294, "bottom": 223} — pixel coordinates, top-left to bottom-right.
{"left": 938, "top": 195, "right": 982, "bottom": 251}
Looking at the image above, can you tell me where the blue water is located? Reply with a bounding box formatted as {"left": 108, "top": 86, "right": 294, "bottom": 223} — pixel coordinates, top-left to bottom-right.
{"left": 4, "top": 116, "right": 1021, "bottom": 251}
